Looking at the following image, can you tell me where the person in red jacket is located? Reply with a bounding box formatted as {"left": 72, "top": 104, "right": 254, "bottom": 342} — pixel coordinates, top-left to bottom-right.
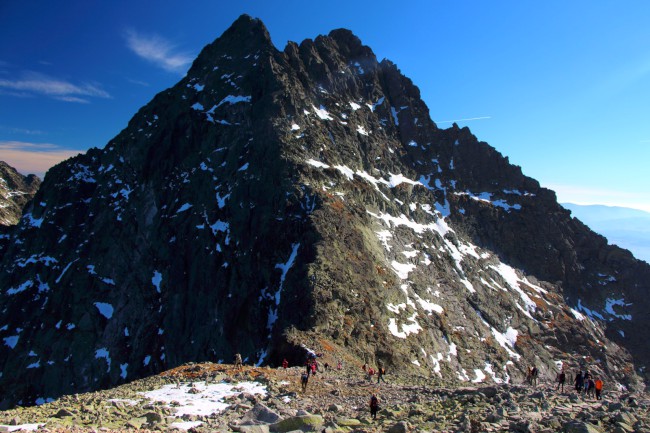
{"left": 594, "top": 378, "right": 603, "bottom": 400}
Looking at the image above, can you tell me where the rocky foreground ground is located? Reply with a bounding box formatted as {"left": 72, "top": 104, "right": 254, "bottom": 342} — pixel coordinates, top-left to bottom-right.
{"left": 0, "top": 362, "right": 648, "bottom": 433}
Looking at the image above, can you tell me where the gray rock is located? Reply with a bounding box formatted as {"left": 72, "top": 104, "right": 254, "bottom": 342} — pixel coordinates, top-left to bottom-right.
{"left": 387, "top": 421, "right": 409, "bottom": 433}
{"left": 143, "top": 411, "right": 164, "bottom": 424}
{"left": 335, "top": 418, "right": 361, "bottom": 427}
{"left": 54, "top": 408, "right": 74, "bottom": 418}
{"left": 241, "top": 403, "right": 281, "bottom": 425}
{"left": 509, "top": 419, "right": 531, "bottom": 433}
{"left": 563, "top": 420, "right": 604, "bottom": 433}
{"left": 530, "top": 391, "right": 546, "bottom": 399}
{"left": 608, "top": 402, "right": 624, "bottom": 411}
{"left": 327, "top": 403, "right": 343, "bottom": 413}
{"left": 238, "top": 425, "right": 271, "bottom": 433}
{"left": 614, "top": 412, "right": 637, "bottom": 425}
{"left": 269, "top": 415, "right": 324, "bottom": 432}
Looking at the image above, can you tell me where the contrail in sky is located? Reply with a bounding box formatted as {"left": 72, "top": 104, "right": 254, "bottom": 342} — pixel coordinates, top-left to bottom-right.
{"left": 434, "top": 116, "right": 491, "bottom": 124}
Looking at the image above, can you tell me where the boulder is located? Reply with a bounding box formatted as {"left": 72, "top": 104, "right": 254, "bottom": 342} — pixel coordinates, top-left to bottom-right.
{"left": 143, "top": 411, "right": 164, "bottom": 424}
{"left": 387, "top": 421, "right": 409, "bottom": 433}
{"left": 335, "top": 418, "right": 361, "bottom": 427}
{"left": 54, "top": 408, "right": 74, "bottom": 418}
{"left": 613, "top": 422, "right": 634, "bottom": 433}
{"left": 327, "top": 404, "right": 343, "bottom": 413}
{"left": 614, "top": 412, "right": 637, "bottom": 425}
{"left": 563, "top": 420, "right": 604, "bottom": 433}
{"left": 238, "top": 425, "right": 271, "bottom": 433}
{"left": 241, "top": 403, "right": 281, "bottom": 425}
{"left": 270, "top": 415, "right": 324, "bottom": 432}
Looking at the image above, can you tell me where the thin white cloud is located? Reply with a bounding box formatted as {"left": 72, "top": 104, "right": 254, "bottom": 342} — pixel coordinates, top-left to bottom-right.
{"left": 55, "top": 96, "right": 90, "bottom": 104}
{"left": 0, "top": 141, "right": 81, "bottom": 178}
{"left": 0, "top": 72, "right": 110, "bottom": 102}
{"left": 546, "top": 183, "right": 650, "bottom": 213}
{"left": 0, "top": 125, "right": 45, "bottom": 135}
{"left": 124, "top": 29, "right": 193, "bottom": 74}
{"left": 127, "top": 77, "right": 150, "bottom": 87}
{"left": 435, "top": 116, "right": 491, "bottom": 124}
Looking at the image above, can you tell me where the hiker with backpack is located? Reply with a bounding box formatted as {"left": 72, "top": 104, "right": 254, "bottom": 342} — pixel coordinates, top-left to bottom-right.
{"left": 586, "top": 377, "right": 596, "bottom": 399}
{"left": 301, "top": 372, "right": 309, "bottom": 392}
{"left": 574, "top": 370, "right": 584, "bottom": 393}
{"left": 594, "top": 377, "right": 603, "bottom": 400}
{"left": 377, "top": 365, "right": 386, "bottom": 384}
{"left": 556, "top": 369, "right": 566, "bottom": 392}
{"left": 234, "top": 353, "right": 243, "bottom": 370}
{"left": 528, "top": 365, "right": 538, "bottom": 387}
{"left": 583, "top": 370, "right": 592, "bottom": 395}
{"left": 369, "top": 394, "right": 379, "bottom": 419}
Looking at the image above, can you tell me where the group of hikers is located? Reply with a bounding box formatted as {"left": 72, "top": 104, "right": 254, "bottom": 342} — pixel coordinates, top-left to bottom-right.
{"left": 362, "top": 362, "right": 386, "bottom": 384}
{"left": 566, "top": 369, "right": 604, "bottom": 400}
{"left": 527, "top": 365, "right": 604, "bottom": 400}
{"left": 236, "top": 350, "right": 607, "bottom": 421}
{"left": 297, "top": 351, "right": 345, "bottom": 392}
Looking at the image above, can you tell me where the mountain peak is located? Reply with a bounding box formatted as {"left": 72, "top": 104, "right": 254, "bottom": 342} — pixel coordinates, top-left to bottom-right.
{"left": 326, "top": 28, "right": 370, "bottom": 58}
{"left": 187, "top": 14, "right": 273, "bottom": 75}
{"left": 1, "top": 16, "right": 650, "bottom": 409}
{"left": 224, "top": 14, "right": 271, "bottom": 43}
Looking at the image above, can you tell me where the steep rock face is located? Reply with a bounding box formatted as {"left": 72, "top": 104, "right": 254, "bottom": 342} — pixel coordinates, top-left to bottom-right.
{"left": 0, "top": 162, "right": 40, "bottom": 226}
{"left": 0, "top": 15, "right": 648, "bottom": 408}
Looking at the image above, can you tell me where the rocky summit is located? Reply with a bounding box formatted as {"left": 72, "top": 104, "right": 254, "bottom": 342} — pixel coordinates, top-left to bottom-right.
{"left": 1, "top": 14, "right": 649, "bottom": 409}
{"left": 0, "top": 162, "right": 40, "bottom": 227}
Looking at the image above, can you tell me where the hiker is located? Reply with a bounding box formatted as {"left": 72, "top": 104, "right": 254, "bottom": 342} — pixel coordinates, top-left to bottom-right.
{"left": 586, "top": 377, "right": 596, "bottom": 398}
{"left": 311, "top": 361, "right": 317, "bottom": 376}
{"left": 337, "top": 360, "right": 342, "bottom": 370}
{"left": 234, "top": 353, "right": 243, "bottom": 370}
{"left": 528, "top": 365, "right": 538, "bottom": 387}
{"left": 594, "top": 377, "right": 603, "bottom": 400}
{"left": 574, "top": 370, "right": 584, "bottom": 393}
{"left": 583, "top": 370, "right": 591, "bottom": 394}
{"left": 368, "top": 367, "right": 375, "bottom": 382}
{"left": 377, "top": 365, "right": 386, "bottom": 384}
{"left": 556, "top": 369, "right": 566, "bottom": 392}
{"left": 282, "top": 358, "right": 289, "bottom": 369}
{"left": 369, "top": 394, "right": 379, "bottom": 419}
{"left": 301, "top": 372, "right": 309, "bottom": 392}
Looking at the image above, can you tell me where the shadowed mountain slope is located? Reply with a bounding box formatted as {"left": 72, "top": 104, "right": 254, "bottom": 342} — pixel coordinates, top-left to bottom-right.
{"left": 1, "top": 15, "right": 648, "bottom": 408}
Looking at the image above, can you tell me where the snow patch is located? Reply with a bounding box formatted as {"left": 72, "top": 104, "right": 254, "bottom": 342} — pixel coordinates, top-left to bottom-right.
{"left": 94, "top": 302, "right": 114, "bottom": 319}
{"left": 152, "top": 271, "right": 162, "bottom": 293}
{"left": 141, "top": 381, "right": 266, "bottom": 417}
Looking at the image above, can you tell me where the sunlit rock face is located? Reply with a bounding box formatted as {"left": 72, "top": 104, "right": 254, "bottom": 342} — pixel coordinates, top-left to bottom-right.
{"left": 0, "top": 161, "right": 40, "bottom": 227}
{"left": 1, "top": 15, "right": 648, "bottom": 408}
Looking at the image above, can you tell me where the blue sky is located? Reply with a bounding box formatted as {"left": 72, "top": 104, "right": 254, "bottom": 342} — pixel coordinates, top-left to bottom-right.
{"left": 1, "top": 1, "right": 649, "bottom": 211}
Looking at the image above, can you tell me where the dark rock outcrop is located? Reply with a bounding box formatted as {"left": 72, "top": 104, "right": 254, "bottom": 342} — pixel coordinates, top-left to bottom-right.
{"left": 0, "top": 161, "right": 40, "bottom": 226}
{"left": 0, "top": 15, "right": 648, "bottom": 408}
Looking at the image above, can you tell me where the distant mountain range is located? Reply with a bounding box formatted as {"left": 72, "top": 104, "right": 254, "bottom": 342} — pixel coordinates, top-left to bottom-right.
{"left": 563, "top": 203, "right": 650, "bottom": 263}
